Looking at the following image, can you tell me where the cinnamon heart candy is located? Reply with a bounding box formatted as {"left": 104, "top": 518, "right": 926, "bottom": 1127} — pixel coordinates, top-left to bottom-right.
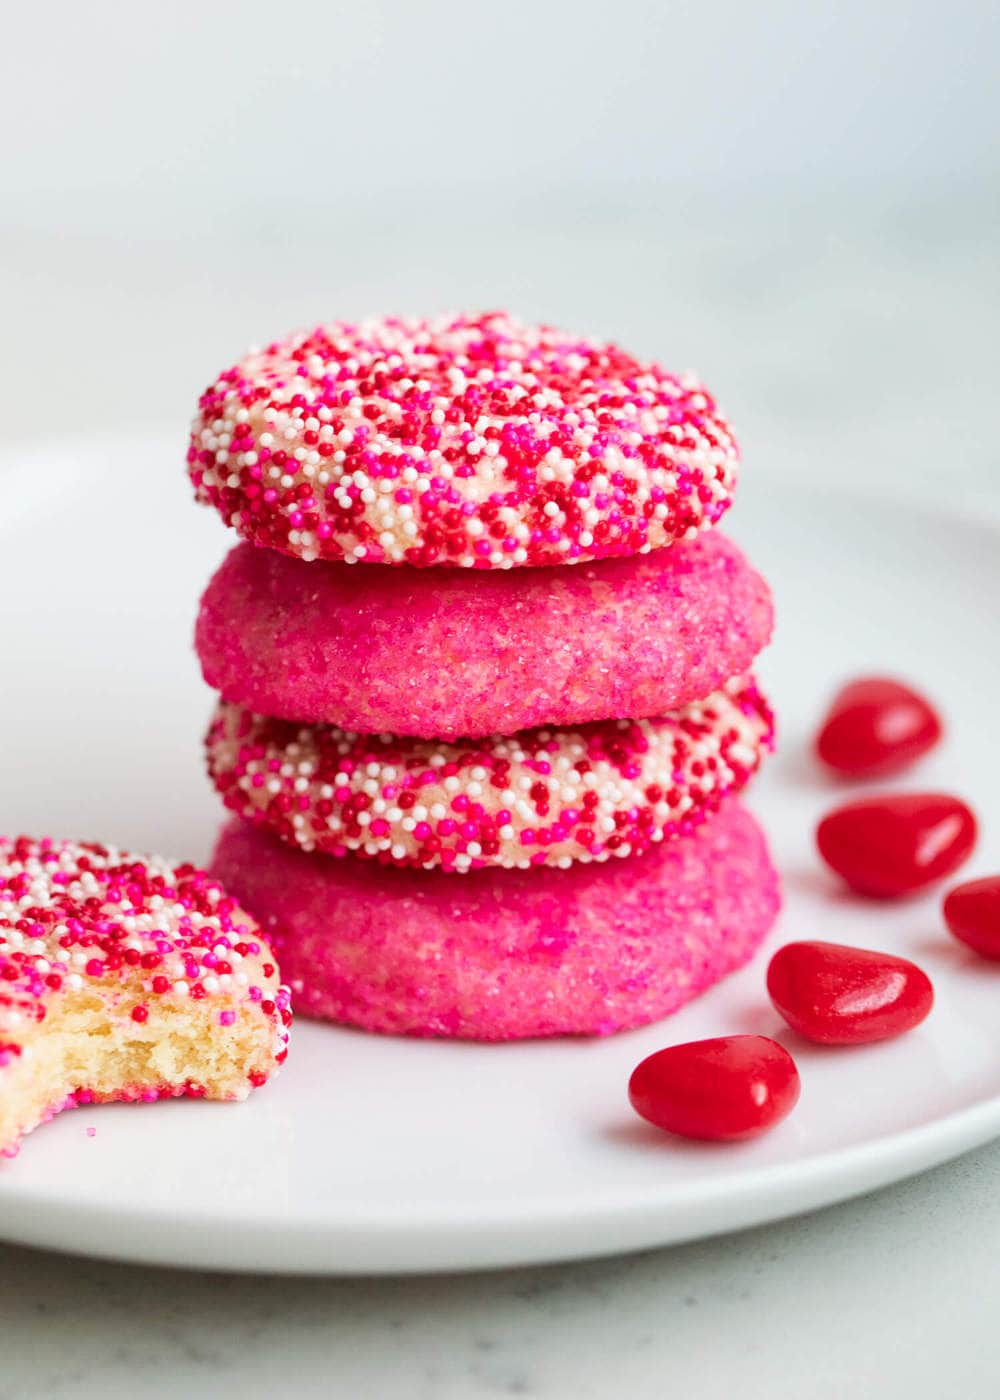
{"left": 943, "top": 876, "right": 1000, "bottom": 961}
{"left": 816, "top": 793, "right": 976, "bottom": 898}
{"left": 815, "top": 678, "right": 942, "bottom": 779}
{"left": 628, "top": 1035, "right": 800, "bottom": 1142}
{"left": 767, "top": 940, "right": 933, "bottom": 1044}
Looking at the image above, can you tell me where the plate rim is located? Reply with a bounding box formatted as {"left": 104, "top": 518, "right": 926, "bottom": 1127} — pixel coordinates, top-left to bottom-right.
{"left": 2, "top": 1090, "right": 999, "bottom": 1275}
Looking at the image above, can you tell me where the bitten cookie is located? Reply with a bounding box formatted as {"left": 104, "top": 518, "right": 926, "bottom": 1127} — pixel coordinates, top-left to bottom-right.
{"left": 206, "top": 675, "right": 774, "bottom": 872}
{"left": 0, "top": 836, "right": 291, "bottom": 1157}
{"left": 196, "top": 531, "right": 773, "bottom": 738}
{"left": 211, "top": 800, "right": 780, "bottom": 1040}
{"left": 187, "top": 311, "right": 738, "bottom": 568}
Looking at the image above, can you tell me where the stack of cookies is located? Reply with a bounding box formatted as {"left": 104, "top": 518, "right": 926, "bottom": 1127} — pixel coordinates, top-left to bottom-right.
{"left": 188, "top": 313, "right": 779, "bottom": 1039}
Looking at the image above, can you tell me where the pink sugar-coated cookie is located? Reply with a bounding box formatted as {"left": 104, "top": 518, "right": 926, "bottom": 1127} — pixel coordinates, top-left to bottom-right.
{"left": 187, "top": 311, "right": 738, "bottom": 568}
{"left": 206, "top": 675, "right": 774, "bottom": 872}
{"left": 0, "top": 835, "right": 291, "bottom": 1157}
{"left": 210, "top": 800, "right": 780, "bottom": 1040}
{"left": 196, "top": 531, "right": 773, "bottom": 738}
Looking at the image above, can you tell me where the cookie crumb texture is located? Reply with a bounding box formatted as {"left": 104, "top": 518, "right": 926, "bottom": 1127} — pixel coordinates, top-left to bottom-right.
{"left": 0, "top": 836, "right": 291, "bottom": 1157}
{"left": 187, "top": 311, "right": 738, "bottom": 568}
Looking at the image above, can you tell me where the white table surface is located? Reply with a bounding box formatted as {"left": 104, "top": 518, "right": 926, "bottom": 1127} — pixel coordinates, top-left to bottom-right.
{"left": 1, "top": 191, "right": 998, "bottom": 1396}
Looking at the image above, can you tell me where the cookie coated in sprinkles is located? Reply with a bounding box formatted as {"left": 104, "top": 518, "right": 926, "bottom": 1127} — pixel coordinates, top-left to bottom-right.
{"left": 188, "top": 311, "right": 739, "bottom": 568}
{"left": 206, "top": 675, "right": 774, "bottom": 872}
{"left": 0, "top": 836, "right": 292, "bottom": 1084}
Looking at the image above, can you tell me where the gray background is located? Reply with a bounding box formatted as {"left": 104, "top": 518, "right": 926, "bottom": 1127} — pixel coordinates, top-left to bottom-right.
{"left": 2, "top": 1, "right": 998, "bottom": 495}
{"left": 2, "top": 2, "right": 999, "bottom": 1395}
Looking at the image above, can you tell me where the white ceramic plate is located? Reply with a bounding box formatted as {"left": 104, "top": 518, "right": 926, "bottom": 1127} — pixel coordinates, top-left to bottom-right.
{"left": 0, "top": 435, "right": 998, "bottom": 1275}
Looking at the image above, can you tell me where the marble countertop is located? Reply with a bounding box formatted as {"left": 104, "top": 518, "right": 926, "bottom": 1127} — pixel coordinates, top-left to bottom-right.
{"left": 2, "top": 192, "right": 998, "bottom": 1396}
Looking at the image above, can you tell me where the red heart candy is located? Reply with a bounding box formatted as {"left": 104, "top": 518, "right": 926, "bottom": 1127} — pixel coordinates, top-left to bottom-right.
{"left": 767, "top": 940, "right": 933, "bottom": 1044}
{"left": 816, "top": 793, "right": 976, "bottom": 898}
{"left": 628, "top": 1035, "right": 800, "bottom": 1142}
{"left": 943, "top": 876, "right": 1000, "bottom": 961}
{"left": 816, "top": 678, "right": 942, "bottom": 778}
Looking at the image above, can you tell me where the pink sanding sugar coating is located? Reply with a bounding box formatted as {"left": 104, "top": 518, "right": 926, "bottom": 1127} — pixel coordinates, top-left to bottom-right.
{"left": 187, "top": 311, "right": 738, "bottom": 569}
{"left": 196, "top": 531, "right": 772, "bottom": 738}
{"left": 210, "top": 801, "right": 781, "bottom": 1040}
